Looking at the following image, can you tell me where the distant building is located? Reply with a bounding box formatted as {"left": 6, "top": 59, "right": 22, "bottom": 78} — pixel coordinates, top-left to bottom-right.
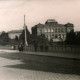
{"left": 32, "top": 19, "right": 74, "bottom": 42}
{"left": 8, "top": 30, "right": 23, "bottom": 39}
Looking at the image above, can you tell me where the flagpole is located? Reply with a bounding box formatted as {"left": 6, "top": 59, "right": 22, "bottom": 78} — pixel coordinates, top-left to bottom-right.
{"left": 24, "top": 15, "right": 28, "bottom": 47}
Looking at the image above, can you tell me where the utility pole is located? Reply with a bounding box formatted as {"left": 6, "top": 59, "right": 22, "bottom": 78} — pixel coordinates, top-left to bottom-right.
{"left": 24, "top": 15, "right": 28, "bottom": 46}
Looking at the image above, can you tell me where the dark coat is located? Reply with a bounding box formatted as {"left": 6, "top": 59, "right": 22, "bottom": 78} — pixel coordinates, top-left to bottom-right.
{"left": 18, "top": 45, "right": 23, "bottom": 52}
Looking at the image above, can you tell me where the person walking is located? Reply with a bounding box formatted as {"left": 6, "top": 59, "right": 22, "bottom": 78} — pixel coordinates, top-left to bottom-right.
{"left": 18, "top": 44, "right": 24, "bottom": 53}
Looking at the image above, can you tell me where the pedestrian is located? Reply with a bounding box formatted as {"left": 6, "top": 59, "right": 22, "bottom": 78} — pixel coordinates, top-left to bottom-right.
{"left": 21, "top": 44, "right": 23, "bottom": 52}
{"left": 18, "top": 44, "right": 23, "bottom": 53}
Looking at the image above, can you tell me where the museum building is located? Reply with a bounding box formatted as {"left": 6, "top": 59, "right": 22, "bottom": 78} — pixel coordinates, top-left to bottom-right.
{"left": 32, "top": 19, "right": 74, "bottom": 42}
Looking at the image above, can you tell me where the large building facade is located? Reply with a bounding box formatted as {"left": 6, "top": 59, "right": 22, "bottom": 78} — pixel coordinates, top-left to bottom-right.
{"left": 32, "top": 19, "right": 74, "bottom": 42}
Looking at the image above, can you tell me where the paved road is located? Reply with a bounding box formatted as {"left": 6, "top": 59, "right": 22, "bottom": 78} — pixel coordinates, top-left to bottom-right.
{"left": 0, "top": 50, "right": 80, "bottom": 80}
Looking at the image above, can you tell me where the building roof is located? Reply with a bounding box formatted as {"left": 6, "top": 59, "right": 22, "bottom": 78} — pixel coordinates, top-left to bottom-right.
{"left": 64, "top": 22, "right": 74, "bottom": 27}
{"left": 66, "top": 22, "right": 73, "bottom": 25}
{"left": 57, "top": 24, "right": 64, "bottom": 27}
{"left": 46, "top": 19, "right": 57, "bottom": 22}
{"left": 45, "top": 19, "right": 58, "bottom": 26}
{"left": 32, "top": 19, "right": 74, "bottom": 29}
{"left": 37, "top": 23, "right": 45, "bottom": 27}
{"left": 32, "top": 23, "right": 45, "bottom": 29}
{"left": 8, "top": 30, "right": 23, "bottom": 34}
{"left": 45, "top": 23, "right": 64, "bottom": 27}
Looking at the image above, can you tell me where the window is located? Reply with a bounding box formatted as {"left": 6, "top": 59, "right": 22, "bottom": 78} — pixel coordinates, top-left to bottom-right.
{"left": 58, "top": 28, "right": 60, "bottom": 32}
{"left": 50, "top": 35, "right": 52, "bottom": 39}
{"left": 50, "top": 28, "right": 51, "bottom": 32}
{"left": 48, "top": 28, "right": 51, "bottom": 32}
{"left": 39, "top": 29, "right": 42, "bottom": 34}
{"left": 47, "top": 28, "right": 49, "bottom": 32}
{"left": 58, "top": 34, "right": 61, "bottom": 38}
{"left": 52, "top": 34, "right": 54, "bottom": 37}
{"left": 63, "top": 34, "right": 64, "bottom": 38}
{"left": 46, "top": 28, "right": 48, "bottom": 32}
{"left": 55, "top": 28, "right": 57, "bottom": 33}
{"left": 61, "top": 28, "right": 64, "bottom": 32}
{"left": 46, "top": 35, "right": 48, "bottom": 38}
{"left": 52, "top": 28, "right": 54, "bottom": 32}
{"left": 44, "top": 28, "right": 47, "bottom": 32}
{"left": 55, "top": 34, "right": 58, "bottom": 38}
{"left": 47, "top": 28, "right": 51, "bottom": 32}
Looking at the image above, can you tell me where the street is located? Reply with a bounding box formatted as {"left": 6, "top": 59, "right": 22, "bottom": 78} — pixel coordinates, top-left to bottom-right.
{"left": 0, "top": 50, "right": 80, "bottom": 80}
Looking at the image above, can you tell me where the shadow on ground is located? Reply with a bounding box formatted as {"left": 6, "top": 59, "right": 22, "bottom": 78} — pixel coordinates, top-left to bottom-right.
{"left": 0, "top": 52, "right": 80, "bottom": 75}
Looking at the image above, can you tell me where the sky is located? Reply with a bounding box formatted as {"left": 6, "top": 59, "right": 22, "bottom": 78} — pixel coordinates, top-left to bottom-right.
{"left": 0, "top": 0, "right": 80, "bottom": 32}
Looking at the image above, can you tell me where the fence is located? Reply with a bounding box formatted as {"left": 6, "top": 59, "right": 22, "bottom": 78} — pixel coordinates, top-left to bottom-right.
{"left": 0, "top": 45, "right": 80, "bottom": 53}
{"left": 25, "top": 45, "right": 80, "bottom": 53}
{"left": 0, "top": 45, "right": 11, "bottom": 50}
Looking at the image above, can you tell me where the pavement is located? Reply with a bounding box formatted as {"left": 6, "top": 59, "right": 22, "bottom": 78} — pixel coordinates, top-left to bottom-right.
{"left": 0, "top": 49, "right": 80, "bottom": 59}
{"left": 0, "top": 49, "right": 80, "bottom": 80}
{"left": 23, "top": 51, "right": 80, "bottom": 59}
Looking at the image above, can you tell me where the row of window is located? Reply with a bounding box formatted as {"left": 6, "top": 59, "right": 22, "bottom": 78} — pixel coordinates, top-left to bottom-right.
{"left": 39, "top": 28, "right": 66, "bottom": 33}
{"left": 45, "top": 34, "right": 66, "bottom": 39}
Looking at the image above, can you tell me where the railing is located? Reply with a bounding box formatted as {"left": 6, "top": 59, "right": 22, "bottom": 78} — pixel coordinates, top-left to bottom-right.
{"left": 0, "top": 45, "right": 80, "bottom": 53}
{"left": 25, "top": 45, "right": 80, "bottom": 53}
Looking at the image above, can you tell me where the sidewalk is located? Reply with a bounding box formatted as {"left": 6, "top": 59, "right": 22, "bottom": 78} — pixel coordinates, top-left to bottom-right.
{"left": 23, "top": 51, "right": 80, "bottom": 60}
{"left": 0, "top": 49, "right": 80, "bottom": 60}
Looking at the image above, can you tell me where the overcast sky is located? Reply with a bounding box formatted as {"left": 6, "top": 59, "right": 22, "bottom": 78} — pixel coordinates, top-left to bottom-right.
{"left": 0, "top": 0, "right": 80, "bottom": 32}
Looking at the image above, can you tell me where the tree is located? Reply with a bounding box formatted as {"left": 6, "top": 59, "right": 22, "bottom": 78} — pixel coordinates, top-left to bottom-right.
{"left": 37, "top": 34, "right": 49, "bottom": 46}
{"left": 0, "top": 32, "right": 10, "bottom": 45}
{"left": 30, "top": 34, "right": 49, "bottom": 46}
{"left": 15, "top": 36, "right": 19, "bottom": 42}
{"left": 65, "top": 29, "right": 76, "bottom": 45}
{"left": 76, "top": 32, "right": 80, "bottom": 45}
{"left": 19, "top": 28, "right": 31, "bottom": 45}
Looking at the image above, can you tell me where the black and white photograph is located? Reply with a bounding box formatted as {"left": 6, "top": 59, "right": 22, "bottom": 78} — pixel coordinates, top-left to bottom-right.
{"left": 0, "top": 0, "right": 80, "bottom": 80}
